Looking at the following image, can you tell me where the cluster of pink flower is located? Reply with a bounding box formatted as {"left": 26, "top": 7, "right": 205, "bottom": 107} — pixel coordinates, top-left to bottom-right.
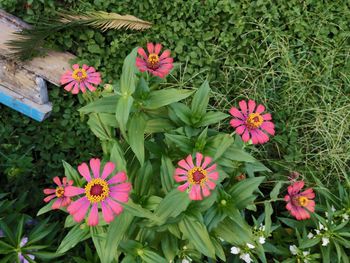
{"left": 53, "top": 43, "right": 315, "bottom": 225}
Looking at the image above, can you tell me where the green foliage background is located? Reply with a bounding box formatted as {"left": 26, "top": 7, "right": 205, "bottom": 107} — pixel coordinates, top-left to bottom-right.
{"left": 0, "top": 0, "right": 349, "bottom": 203}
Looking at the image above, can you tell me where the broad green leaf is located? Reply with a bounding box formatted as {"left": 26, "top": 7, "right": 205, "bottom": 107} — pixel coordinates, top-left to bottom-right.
{"left": 116, "top": 96, "right": 134, "bottom": 136}
{"left": 145, "top": 118, "right": 175, "bottom": 133}
{"left": 91, "top": 227, "right": 108, "bottom": 263}
{"left": 140, "top": 249, "right": 167, "bottom": 263}
{"left": 211, "top": 237, "right": 226, "bottom": 261}
{"left": 161, "top": 233, "right": 178, "bottom": 262}
{"left": 224, "top": 147, "right": 256, "bottom": 163}
{"left": 127, "top": 113, "right": 146, "bottom": 165}
{"left": 120, "top": 47, "right": 138, "bottom": 95}
{"left": 270, "top": 181, "right": 283, "bottom": 200}
{"left": 122, "top": 200, "right": 161, "bottom": 224}
{"left": 110, "top": 141, "right": 127, "bottom": 172}
{"left": 196, "top": 111, "right": 229, "bottom": 127}
{"left": 245, "top": 162, "right": 271, "bottom": 177}
{"left": 88, "top": 114, "right": 113, "bottom": 140}
{"left": 165, "top": 134, "right": 192, "bottom": 153}
{"left": 178, "top": 215, "right": 215, "bottom": 259}
{"left": 300, "top": 236, "right": 321, "bottom": 249}
{"left": 62, "top": 160, "right": 83, "bottom": 187}
{"left": 98, "top": 113, "right": 118, "bottom": 127}
{"left": 169, "top": 103, "right": 192, "bottom": 125}
{"left": 134, "top": 161, "right": 153, "bottom": 196}
{"left": 37, "top": 200, "right": 55, "bottom": 216}
{"left": 228, "top": 177, "right": 265, "bottom": 209}
{"left": 264, "top": 202, "right": 273, "bottom": 234}
{"left": 160, "top": 156, "right": 175, "bottom": 193}
{"left": 206, "top": 133, "right": 233, "bottom": 161}
{"left": 155, "top": 189, "right": 190, "bottom": 223}
{"left": 144, "top": 89, "right": 193, "bottom": 110}
{"left": 191, "top": 80, "right": 210, "bottom": 118}
{"left": 104, "top": 212, "right": 134, "bottom": 263}
{"left": 56, "top": 224, "right": 90, "bottom": 254}
{"left": 79, "top": 95, "right": 118, "bottom": 113}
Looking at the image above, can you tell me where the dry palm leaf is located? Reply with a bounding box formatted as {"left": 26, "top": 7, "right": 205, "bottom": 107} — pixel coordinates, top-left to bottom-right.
{"left": 6, "top": 10, "right": 152, "bottom": 60}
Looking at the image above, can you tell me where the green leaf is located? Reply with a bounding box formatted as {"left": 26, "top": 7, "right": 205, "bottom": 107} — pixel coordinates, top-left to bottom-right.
{"left": 62, "top": 160, "right": 82, "bottom": 187}
{"left": 145, "top": 118, "right": 175, "bottom": 133}
{"left": 206, "top": 134, "right": 233, "bottom": 161}
{"left": 155, "top": 189, "right": 190, "bottom": 223}
{"left": 211, "top": 237, "right": 226, "bottom": 261}
{"left": 88, "top": 114, "right": 112, "bottom": 140}
{"left": 228, "top": 177, "right": 265, "bottom": 209}
{"left": 134, "top": 161, "right": 153, "bottom": 196}
{"left": 120, "top": 47, "right": 138, "bottom": 95}
{"left": 178, "top": 215, "right": 215, "bottom": 259}
{"left": 161, "top": 233, "right": 178, "bottom": 262}
{"left": 79, "top": 95, "right": 118, "bottom": 113}
{"left": 110, "top": 141, "right": 127, "bottom": 172}
{"left": 224, "top": 147, "right": 256, "bottom": 163}
{"left": 90, "top": 227, "right": 108, "bottom": 263}
{"left": 169, "top": 103, "right": 192, "bottom": 125}
{"left": 104, "top": 212, "right": 134, "bottom": 263}
{"left": 56, "top": 225, "right": 90, "bottom": 254}
{"left": 264, "top": 202, "right": 273, "bottom": 234}
{"left": 116, "top": 96, "right": 134, "bottom": 136}
{"left": 191, "top": 80, "right": 210, "bottom": 118}
{"left": 144, "top": 89, "right": 193, "bottom": 110}
{"left": 0, "top": 241, "right": 14, "bottom": 254}
{"left": 196, "top": 111, "right": 229, "bottom": 127}
{"left": 245, "top": 162, "right": 271, "bottom": 177}
{"left": 270, "top": 181, "right": 283, "bottom": 200}
{"left": 37, "top": 200, "right": 55, "bottom": 216}
{"left": 122, "top": 200, "right": 161, "bottom": 224}
{"left": 160, "top": 156, "right": 175, "bottom": 193}
{"left": 165, "top": 134, "right": 193, "bottom": 153}
{"left": 127, "top": 113, "right": 146, "bottom": 165}
{"left": 140, "top": 249, "right": 167, "bottom": 263}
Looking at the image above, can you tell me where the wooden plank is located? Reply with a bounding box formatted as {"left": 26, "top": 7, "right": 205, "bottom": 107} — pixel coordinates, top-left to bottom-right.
{"left": 0, "top": 57, "right": 48, "bottom": 104}
{"left": 0, "top": 9, "right": 75, "bottom": 86}
{"left": 0, "top": 84, "right": 52, "bottom": 121}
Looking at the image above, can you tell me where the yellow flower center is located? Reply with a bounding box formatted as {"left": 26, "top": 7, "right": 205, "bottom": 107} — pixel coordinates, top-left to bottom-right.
{"left": 85, "top": 178, "right": 110, "bottom": 203}
{"left": 147, "top": 53, "right": 160, "bottom": 68}
{"left": 188, "top": 167, "right": 207, "bottom": 185}
{"left": 55, "top": 187, "right": 65, "bottom": 198}
{"left": 297, "top": 196, "right": 309, "bottom": 207}
{"left": 72, "top": 68, "right": 88, "bottom": 82}
{"left": 246, "top": 113, "right": 263, "bottom": 129}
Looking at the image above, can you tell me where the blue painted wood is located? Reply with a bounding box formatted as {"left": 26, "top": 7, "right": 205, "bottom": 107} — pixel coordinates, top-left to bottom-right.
{"left": 0, "top": 86, "right": 51, "bottom": 121}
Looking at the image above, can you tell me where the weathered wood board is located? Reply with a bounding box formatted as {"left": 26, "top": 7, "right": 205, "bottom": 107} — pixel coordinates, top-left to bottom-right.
{"left": 0, "top": 9, "right": 76, "bottom": 121}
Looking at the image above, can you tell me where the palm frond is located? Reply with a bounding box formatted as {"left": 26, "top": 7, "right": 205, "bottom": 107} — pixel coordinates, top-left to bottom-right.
{"left": 6, "top": 10, "right": 152, "bottom": 60}
{"left": 60, "top": 11, "right": 152, "bottom": 31}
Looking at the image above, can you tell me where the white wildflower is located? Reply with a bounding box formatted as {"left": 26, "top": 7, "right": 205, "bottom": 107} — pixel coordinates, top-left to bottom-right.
{"left": 182, "top": 260, "right": 190, "bottom": 263}
{"left": 307, "top": 232, "right": 314, "bottom": 239}
{"left": 322, "top": 237, "right": 330, "bottom": 247}
{"left": 259, "top": 236, "right": 266, "bottom": 244}
{"left": 289, "top": 245, "right": 298, "bottom": 255}
{"left": 246, "top": 243, "right": 255, "bottom": 249}
{"left": 342, "top": 213, "right": 349, "bottom": 221}
{"left": 319, "top": 223, "right": 325, "bottom": 230}
{"left": 259, "top": 223, "right": 265, "bottom": 231}
{"left": 325, "top": 212, "right": 328, "bottom": 217}
{"left": 230, "top": 246, "right": 240, "bottom": 254}
{"left": 315, "top": 229, "right": 320, "bottom": 235}
{"left": 303, "top": 251, "right": 310, "bottom": 256}
{"left": 331, "top": 205, "right": 336, "bottom": 212}
{"left": 240, "top": 253, "right": 253, "bottom": 263}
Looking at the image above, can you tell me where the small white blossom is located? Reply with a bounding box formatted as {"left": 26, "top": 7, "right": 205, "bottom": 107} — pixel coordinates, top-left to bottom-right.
{"left": 322, "top": 237, "right": 330, "bottom": 246}
{"left": 289, "top": 245, "right": 298, "bottom": 255}
{"left": 325, "top": 212, "right": 328, "bottom": 217}
{"left": 331, "top": 205, "right": 336, "bottom": 212}
{"left": 182, "top": 260, "right": 190, "bottom": 263}
{"left": 259, "top": 236, "right": 266, "bottom": 244}
{"left": 246, "top": 243, "right": 255, "bottom": 249}
{"left": 259, "top": 224, "right": 265, "bottom": 231}
{"left": 315, "top": 229, "right": 320, "bottom": 235}
{"left": 240, "top": 253, "right": 253, "bottom": 263}
{"left": 319, "top": 223, "right": 325, "bottom": 230}
{"left": 342, "top": 214, "right": 349, "bottom": 221}
{"left": 230, "top": 246, "right": 240, "bottom": 254}
{"left": 303, "top": 251, "right": 310, "bottom": 256}
{"left": 307, "top": 232, "right": 314, "bottom": 239}
{"left": 218, "top": 237, "right": 224, "bottom": 242}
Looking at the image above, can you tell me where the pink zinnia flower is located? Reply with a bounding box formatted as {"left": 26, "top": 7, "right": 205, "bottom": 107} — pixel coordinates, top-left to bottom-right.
{"left": 284, "top": 181, "right": 315, "bottom": 220}
{"left": 136, "top": 43, "right": 174, "bottom": 78}
{"left": 64, "top": 158, "right": 132, "bottom": 226}
{"left": 43, "top": 176, "right": 73, "bottom": 209}
{"left": 229, "top": 100, "right": 275, "bottom": 144}
{"left": 60, "top": 64, "right": 101, "bottom": 94}
{"left": 174, "top": 153, "right": 219, "bottom": 201}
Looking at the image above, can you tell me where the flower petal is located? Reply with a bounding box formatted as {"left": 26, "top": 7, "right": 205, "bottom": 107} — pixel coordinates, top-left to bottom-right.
{"left": 43, "top": 188, "right": 56, "bottom": 194}
{"left": 248, "top": 100, "right": 256, "bottom": 114}
{"left": 255, "top": 104, "right": 265, "bottom": 114}
{"left": 101, "top": 201, "right": 115, "bottom": 223}
{"left": 106, "top": 198, "right": 123, "bottom": 215}
{"left": 147, "top": 43, "right": 154, "bottom": 53}
{"left": 201, "top": 156, "right": 212, "bottom": 169}
{"left": 78, "top": 162, "right": 92, "bottom": 182}
{"left": 52, "top": 198, "right": 64, "bottom": 210}
{"left": 90, "top": 158, "right": 101, "bottom": 178}
{"left": 44, "top": 194, "right": 56, "bottom": 203}
{"left": 64, "top": 186, "right": 85, "bottom": 197}
{"left": 101, "top": 162, "right": 115, "bottom": 180}
{"left": 154, "top": 43, "right": 162, "bottom": 55}
{"left": 196, "top": 153, "right": 203, "bottom": 167}
{"left": 186, "top": 155, "right": 195, "bottom": 168}
{"left": 67, "top": 197, "right": 89, "bottom": 214}
{"left": 53, "top": 176, "right": 62, "bottom": 186}
{"left": 178, "top": 159, "right": 191, "bottom": 170}
{"left": 239, "top": 100, "right": 248, "bottom": 116}
{"left": 189, "top": 184, "right": 202, "bottom": 200}
{"left": 177, "top": 182, "right": 189, "bottom": 192}
{"left": 88, "top": 203, "right": 99, "bottom": 226}
{"left": 229, "top": 107, "right": 244, "bottom": 120}
{"left": 137, "top": 47, "right": 148, "bottom": 60}
{"left": 107, "top": 172, "right": 127, "bottom": 185}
